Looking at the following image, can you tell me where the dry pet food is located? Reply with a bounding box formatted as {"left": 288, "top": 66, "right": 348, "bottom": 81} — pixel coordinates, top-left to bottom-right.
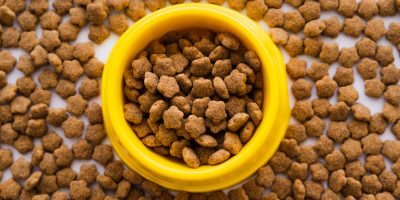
{"left": 123, "top": 29, "right": 263, "bottom": 168}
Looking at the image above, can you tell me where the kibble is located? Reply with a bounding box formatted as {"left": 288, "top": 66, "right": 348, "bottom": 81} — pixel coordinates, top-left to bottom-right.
{"left": 122, "top": 30, "right": 262, "bottom": 167}
{"left": 0, "top": 0, "right": 399, "bottom": 198}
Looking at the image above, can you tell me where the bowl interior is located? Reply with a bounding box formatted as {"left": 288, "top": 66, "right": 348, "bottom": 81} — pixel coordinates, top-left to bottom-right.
{"left": 118, "top": 22, "right": 269, "bottom": 166}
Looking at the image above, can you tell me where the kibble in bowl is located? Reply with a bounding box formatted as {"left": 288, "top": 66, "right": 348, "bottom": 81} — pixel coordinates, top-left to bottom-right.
{"left": 102, "top": 3, "right": 289, "bottom": 192}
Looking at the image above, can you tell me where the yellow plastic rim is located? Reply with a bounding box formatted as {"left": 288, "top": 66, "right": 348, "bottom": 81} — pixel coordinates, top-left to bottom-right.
{"left": 102, "top": 3, "right": 289, "bottom": 192}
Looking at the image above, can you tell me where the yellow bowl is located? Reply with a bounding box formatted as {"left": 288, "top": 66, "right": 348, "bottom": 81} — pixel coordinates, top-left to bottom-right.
{"left": 102, "top": 3, "right": 290, "bottom": 193}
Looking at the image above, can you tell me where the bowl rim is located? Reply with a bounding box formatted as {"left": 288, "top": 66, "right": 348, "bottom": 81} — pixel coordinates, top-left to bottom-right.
{"left": 102, "top": 3, "right": 290, "bottom": 192}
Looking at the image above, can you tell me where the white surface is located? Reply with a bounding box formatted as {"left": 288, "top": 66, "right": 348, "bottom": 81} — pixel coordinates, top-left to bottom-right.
{"left": 2, "top": 0, "right": 400, "bottom": 196}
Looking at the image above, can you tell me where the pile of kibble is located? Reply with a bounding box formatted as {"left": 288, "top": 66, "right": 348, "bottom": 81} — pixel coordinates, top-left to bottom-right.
{"left": 123, "top": 30, "right": 263, "bottom": 168}
{"left": 0, "top": 0, "right": 400, "bottom": 199}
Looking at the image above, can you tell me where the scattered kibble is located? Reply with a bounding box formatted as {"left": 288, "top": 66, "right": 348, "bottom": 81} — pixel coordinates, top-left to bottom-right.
{"left": 0, "top": 0, "right": 399, "bottom": 198}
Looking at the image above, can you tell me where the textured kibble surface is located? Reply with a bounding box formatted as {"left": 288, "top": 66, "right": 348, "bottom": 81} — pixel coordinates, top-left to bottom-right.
{"left": 0, "top": 0, "right": 400, "bottom": 199}
{"left": 123, "top": 29, "right": 263, "bottom": 167}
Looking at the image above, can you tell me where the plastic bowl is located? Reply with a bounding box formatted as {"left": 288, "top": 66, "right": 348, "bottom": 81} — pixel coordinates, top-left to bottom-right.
{"left": 102, "top": 3, "right": 289, "bottom": 192}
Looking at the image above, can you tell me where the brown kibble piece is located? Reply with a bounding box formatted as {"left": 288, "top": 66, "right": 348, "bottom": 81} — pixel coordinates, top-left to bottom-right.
{"left": 291, "top": 79, "right": 312, "bottom": 100}
{"left": 387, "top": 22, "right": 400, "bottom": 45}
{"left": 223, "top": 132, "right": 243, "bottom": 154}
{"left": 314, "top": 135, "right": 334, "bottom": 157}
{"left": 351, "top": 104, "right": 371, "bottom": 121}
{"left": 271, "top": 176, "right": 292, "bottom": 199}
{"left": 25, "top": 171, "right": 42, "bottom": 191}
{"left": 185, "top": 115, "right": 206, "bottom": 138}
{"left": 269, "top": 151, "right": 292, "bottom": 173}
{"left": 337, "top": 0, "right": 357, "bottom": 17}
{"left": 291, "top": 100, "right": 314, "bottom": 122}
{"left": 182, "top": 147, "right": 200, "bottom": 168}
{"left": 72, "top": 140, "right": 93, "bottom": 160}
{"left": 67, "top": 95, "right": 88, "bottom": 116}
{"left": 332, "top": 67, "right": 354, "bottom": 87}
{"left": 361, "top": 133, "right": 382, "bottom": 155}
{"left": 305, "top": 116, "right": 325, "bottom": 137}
{"left": 0, "top": 179, "right": 21, "bottom": 199}
{"left": 0, "top": 149, "right": 13, "bottom": 170}
{"left": 155, "top": 124, "right": 178, "bottom": 146}
{"left": 58, "top": 22, "right": 80, "bottom": 42}
{"left": 329, "top": 102, "right": 350, "bottom": 121}
{"left": 40, "top": 11, "right": 61, "bottom": 30}
{"left": 78, "top": 79, "right": 99, "bottom": 100}
{"left": 208, "top": 149, "right": 230, "bottom": 165}
{"left": 46, "top": 108, "right": 67, "bottom": 126}
{"left": 39, "top": 153, "right": 58, "bottom": 175}
{"left": 358, "top": 0, "right": 378, "bottom": 20}
{"left": 246, "top": 0, "right": 268, "bottom": 21}
{"left": 286, "top": 58, "right": 306, "bottom": 80}
{"left": 18, "top": 11, "right": 37, "bottom": 31}
{"left": 264, "top": 9, "right": 284, "bottom": 28}
{"left": 322, "top": 16, "right": 343, "bottom": 38}
{"left": 378, "top": 0, "right": 397, "bottom": 16}
{"left": 84, "top": 58, "right": 104, "bottom": 78}
{"left": 338, "top": 85, "right": 358, "bottom": 105}
{"left": 42, "top": 131, "right": 62, "bottom": 152}
{"left": 70, "top": 180, "right": 91, "bottom": 200}
{"left": 382, "top": 140, "right": 400, "bottom": 161}
{"left": 284, "top": 34, "right": 304, "bottom": 57}
{"left": 310, "top": 162, "right": 329, "bottom": 182}
{"left": 74, "top": 42, "right": 94, "bottom": 63}
{"left": 340, "top": 138, "right": 362, "bottom": 161}
{"left": 287, "top": 162, "right": 308, "bottom": 181}
{"left": 375, "top": 45, "right": 394, "bottom": 66}
{"left": 269, "top": 28, "right": 288, "bottom": 45}
{"left": 356, "top": 37, "right": 377, "bottom": 58}
{"left": 325, "top": 150, "right": 346, "bottom": 171}
{"left": 357, "top": 58, "right": 378, "bottom": 81}
{"left": 163, "top": 106, "right": 184, "bottom": 129}
{"left": 319, "top": 42, "right": 339, "bottom": 64}
{"left": 242, "top": 179, "right": 264, "bottom": 200}
{"left": 284, "top": 10, "right": 305, "bottom": 33}
{"left": 328, "top": 169, "right": 347, "bottom": 192}
{"left": 256, "top": 165, "right": 275, "bottom": 187}
{"left": 297, "top": 145, "right": 318, "bottom": 165}
{"left": 384, "top": 85, "right": 400, "bottom": 106}
{"left": 126, "top": 0, "right": 145, "bottom": 21}
{"left": 304, "top": 37, "right": 323, "bottom": 58}
{"left": 365, "top": 154, "right": 385, "bottom": 174}
{"left": 1, "top": 27, "right": 20, "bottom": 48}
{"left": 339, "top": 47, "right": 359, "bottom": 68}
{"left": 299, "top": 1, "right": 321, "bottom": 22}
{"left": 108, "top": 13, "right": 128, "bottom": 36}
{"left": 0, "top": 5, "right": 15, "bottom": 26}
{"left": 228, "top": 113, "right": 249, "bottom": 131}
{"left": 62, "top": 60, "right": 84, "bottom": 82}
{"left": 86, "top": 2, "right": 108, "bottom": 25}
{"left": 0, "top": 50, "right": 16, "bottom": 73}
{"left": 157, "top": 76, "right": 179, "bottom": 98}
{"left": 316, "top": 76, "right": 337, "bottom": 98}
{"left": 92, "top": 144, "right": 113, "bottom": 165}
{"left": 61, "top": 116, "right": 84, "bottom": 138}
{"left": 383, "top": 103, "right": 400, "bottom": 123}
{"left": 381, "top": 64, "right": 400, "bottom": 85}
{"left": 365, "top": 19, "right": 387, "bottom": 41}
{"left": 304, "top": 20, "right": 326, "bottom": 37}
{"left": 89, "top": 24, "right": 110, "bottom": 44}
{"left": 84, "top": 103, "right": 102, "bottom": 125}
{"left": 69, "top": 7, "right": 86, "bottom": 27}
{"left": 365, "top": 78, "right": 385, "bottom": 97}
{"left": 96, "top": 175, "right": 117, "bottom": 190}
